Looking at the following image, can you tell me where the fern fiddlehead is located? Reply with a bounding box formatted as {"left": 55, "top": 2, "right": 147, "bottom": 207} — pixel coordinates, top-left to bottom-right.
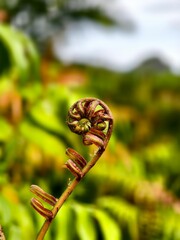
{"left": 30, "top": 97, "right": 113, "bottom": 239}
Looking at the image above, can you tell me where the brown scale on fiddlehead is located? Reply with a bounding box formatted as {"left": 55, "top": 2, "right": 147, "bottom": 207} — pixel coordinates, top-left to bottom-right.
{"left": 30, "top": 97, "right": 113, "bottom": 240}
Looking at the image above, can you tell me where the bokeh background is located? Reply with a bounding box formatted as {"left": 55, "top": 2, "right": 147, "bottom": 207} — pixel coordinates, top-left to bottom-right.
{"left": 0, "top": 0, "right": 180, "bottom": 239}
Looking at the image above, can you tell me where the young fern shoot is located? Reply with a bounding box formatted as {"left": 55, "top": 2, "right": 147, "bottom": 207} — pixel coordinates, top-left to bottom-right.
{"left": 30, "top": 97, "right": 113, "bottom": 240}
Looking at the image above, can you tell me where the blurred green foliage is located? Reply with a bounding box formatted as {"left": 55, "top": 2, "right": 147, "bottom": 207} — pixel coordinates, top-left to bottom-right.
{"left": 0, "top": 0, "right": 119, "bottom": 49}
{"left": 0, "top": 20, "right": 180, "bottom": 240}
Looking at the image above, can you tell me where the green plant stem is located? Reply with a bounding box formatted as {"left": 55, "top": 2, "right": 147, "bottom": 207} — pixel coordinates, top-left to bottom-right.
{"left": 36, "top": 147, "right": 105, "bottom": 240}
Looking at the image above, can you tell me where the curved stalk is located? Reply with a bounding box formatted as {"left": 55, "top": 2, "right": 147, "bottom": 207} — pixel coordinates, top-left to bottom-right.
{"left": 31, "top": 98, "right": 113, "bottom": 240}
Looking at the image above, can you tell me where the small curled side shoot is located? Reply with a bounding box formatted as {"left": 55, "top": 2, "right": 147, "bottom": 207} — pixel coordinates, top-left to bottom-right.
{"left": 30, "top": 185, "right": 58, "bottom": 220}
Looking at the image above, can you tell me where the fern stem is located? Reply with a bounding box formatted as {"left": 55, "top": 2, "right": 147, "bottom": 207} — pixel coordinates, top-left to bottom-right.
{"left": 36, "top": 147, "right": 106, "bottom": 239}
{"left": 35, "top": 98, "right": 113, "bottom": 239}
